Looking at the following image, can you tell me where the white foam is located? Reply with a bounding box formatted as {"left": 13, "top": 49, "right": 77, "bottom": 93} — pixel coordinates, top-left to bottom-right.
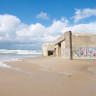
{"left": 58, "top": 72, "right": 72, "bottom": 76}
{"left": 0, "top": 61, "right": 11, "bottom": 68}
{"left": 0, "top": 49, "right": 42, "bottom": 55}
{"left": 0, "top": 61, "right": 32, "bottom": 75}
{"left": 31, "top": 63, "right": 55, "bottom": 72}
{"left": 0, "top": 49, "right": 42, "bottom": 75}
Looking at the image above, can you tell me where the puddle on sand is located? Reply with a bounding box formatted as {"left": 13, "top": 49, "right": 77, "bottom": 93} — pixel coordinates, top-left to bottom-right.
{"left": 88, "top": 66, "right": 96, "bottom": 73}
{"left": 88, "top": 66, "right": 96, "bottom": 78}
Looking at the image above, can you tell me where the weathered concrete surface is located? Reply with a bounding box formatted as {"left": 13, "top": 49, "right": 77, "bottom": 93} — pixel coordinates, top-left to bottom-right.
{"left": 42, "top": 31, "right": 96, "bottom": 59}
{"left": 54, "top": 45, "right": 58, "bottom": 57}
{"left": 55, "top": 31, "right": 72, "bottom": 59}
{"left": 42, "top": 42, "right": 55, "bottom": 56}
{"left": 72, "top": 33, "right": 96, "bottom": 59}
{"left": 55, "top": 33, "right": 65, "bottom": 45}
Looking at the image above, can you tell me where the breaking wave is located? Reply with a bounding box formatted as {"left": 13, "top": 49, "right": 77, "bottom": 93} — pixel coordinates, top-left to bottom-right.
{"left": 0, "top": 49, "right": 42, "bottom": 55}
{"left": 0, "top": 49, "right": 42, "bottom": 75}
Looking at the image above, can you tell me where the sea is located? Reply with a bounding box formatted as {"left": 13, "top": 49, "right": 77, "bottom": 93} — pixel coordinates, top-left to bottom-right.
{"left": 0, "top": 49, "right": 42, "bottom": 72}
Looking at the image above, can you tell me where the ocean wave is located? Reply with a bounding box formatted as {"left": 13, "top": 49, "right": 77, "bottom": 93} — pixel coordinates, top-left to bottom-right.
{"left": 0, "top": 49, "right": 42, "bottom": 55}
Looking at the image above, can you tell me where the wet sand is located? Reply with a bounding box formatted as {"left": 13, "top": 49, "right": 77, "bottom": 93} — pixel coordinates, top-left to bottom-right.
{"left": 0, "top": 57, "right": 96, "bottom": 96}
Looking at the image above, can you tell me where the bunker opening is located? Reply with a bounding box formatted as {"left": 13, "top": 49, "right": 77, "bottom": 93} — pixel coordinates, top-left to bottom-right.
{"left": 48, "top": 51, "right": 54, "bottom": 56}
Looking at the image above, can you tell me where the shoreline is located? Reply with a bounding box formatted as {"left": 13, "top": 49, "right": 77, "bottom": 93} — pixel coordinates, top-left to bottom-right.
{"left": 4, "top": 56, "right": 96, "bottom": 81}
{"left": 0, "top": 57, "right": 96, "bottom": 96}
{"left": 3, "top": 57, "right": 96, "bottom": 80}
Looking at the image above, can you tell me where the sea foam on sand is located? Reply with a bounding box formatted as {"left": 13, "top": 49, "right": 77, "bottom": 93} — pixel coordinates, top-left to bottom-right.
{"left": 0, "top": 49, "right": 42, "bottom": 75}
{"left": 58, "top": 72, "right": 72, "bottom": 76}
{"left": 0, "top": 61, "right": 32, "bottom": 75}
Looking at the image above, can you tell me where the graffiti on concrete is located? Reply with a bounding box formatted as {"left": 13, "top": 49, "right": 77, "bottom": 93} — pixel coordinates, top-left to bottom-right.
{"left": 61, "top": 48, "right": 65, "bottom": 57}
{"left": 76, "top": 47, "right": 96, "bottom": 58}
{"left": 65, "top": 48, "right": 70, "bottom": 52}
{"left": 61, "top": 48, "right": 70, "bottom": 57}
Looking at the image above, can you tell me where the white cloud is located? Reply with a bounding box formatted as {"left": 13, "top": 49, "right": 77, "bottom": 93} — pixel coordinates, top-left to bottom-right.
{"left": 0, "top": 14, "right": 21, "bottom": 42}
{"left": 73, "top": 8, "right": 96, "bottom": 23}
{"left": 36, "top": 12, "right": 49, "bottom": 20}
{"left": 61, "top": 17, "right": 69, "bottom": 23}
{"left": 16, "top": 23, "right": 45, "bottom": 37}
{"left": 0, "top": 14, "right": 20, "bottom": 33}
{"left": 0, "top": 13, "right": 96, "bottom": 49}
{"left": 46, "top": 18, "right": 68, "bottom": 36}
{"left": 61, "top": 23, "right": 96, "bottom": 34}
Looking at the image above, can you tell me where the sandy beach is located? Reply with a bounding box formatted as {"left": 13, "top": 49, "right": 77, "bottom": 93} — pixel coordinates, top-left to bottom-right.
{"left": 0, "top": 57, "right": 96, "bottom": 96}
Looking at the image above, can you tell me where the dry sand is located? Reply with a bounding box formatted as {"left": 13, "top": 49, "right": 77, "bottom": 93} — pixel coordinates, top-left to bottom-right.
{"left": 0, "top": 57, "right": 96, "bottom": 96}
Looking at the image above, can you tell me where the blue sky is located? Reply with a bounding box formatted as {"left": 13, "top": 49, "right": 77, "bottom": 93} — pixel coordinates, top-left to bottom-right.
{"left": 0, "top": 0, "right": 96, "bottom": 49}
{"left": 0, "top": 0, "right": 96, "bottom": 25}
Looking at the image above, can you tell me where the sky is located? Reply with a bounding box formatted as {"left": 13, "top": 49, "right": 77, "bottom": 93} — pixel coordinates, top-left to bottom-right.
{"left": 0, "top": 0, "right": 96, "bottom": 49}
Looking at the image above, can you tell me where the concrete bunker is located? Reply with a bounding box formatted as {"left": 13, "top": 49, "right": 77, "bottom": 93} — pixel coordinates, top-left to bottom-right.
{"left": 58, "top": 43, "right": 61, "bottom": 57}
{"left": 42, "top": 42, "right": 55, "bottom": 56}
{"left": 42, "top": 31, "right": 96, "bottom": 59}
